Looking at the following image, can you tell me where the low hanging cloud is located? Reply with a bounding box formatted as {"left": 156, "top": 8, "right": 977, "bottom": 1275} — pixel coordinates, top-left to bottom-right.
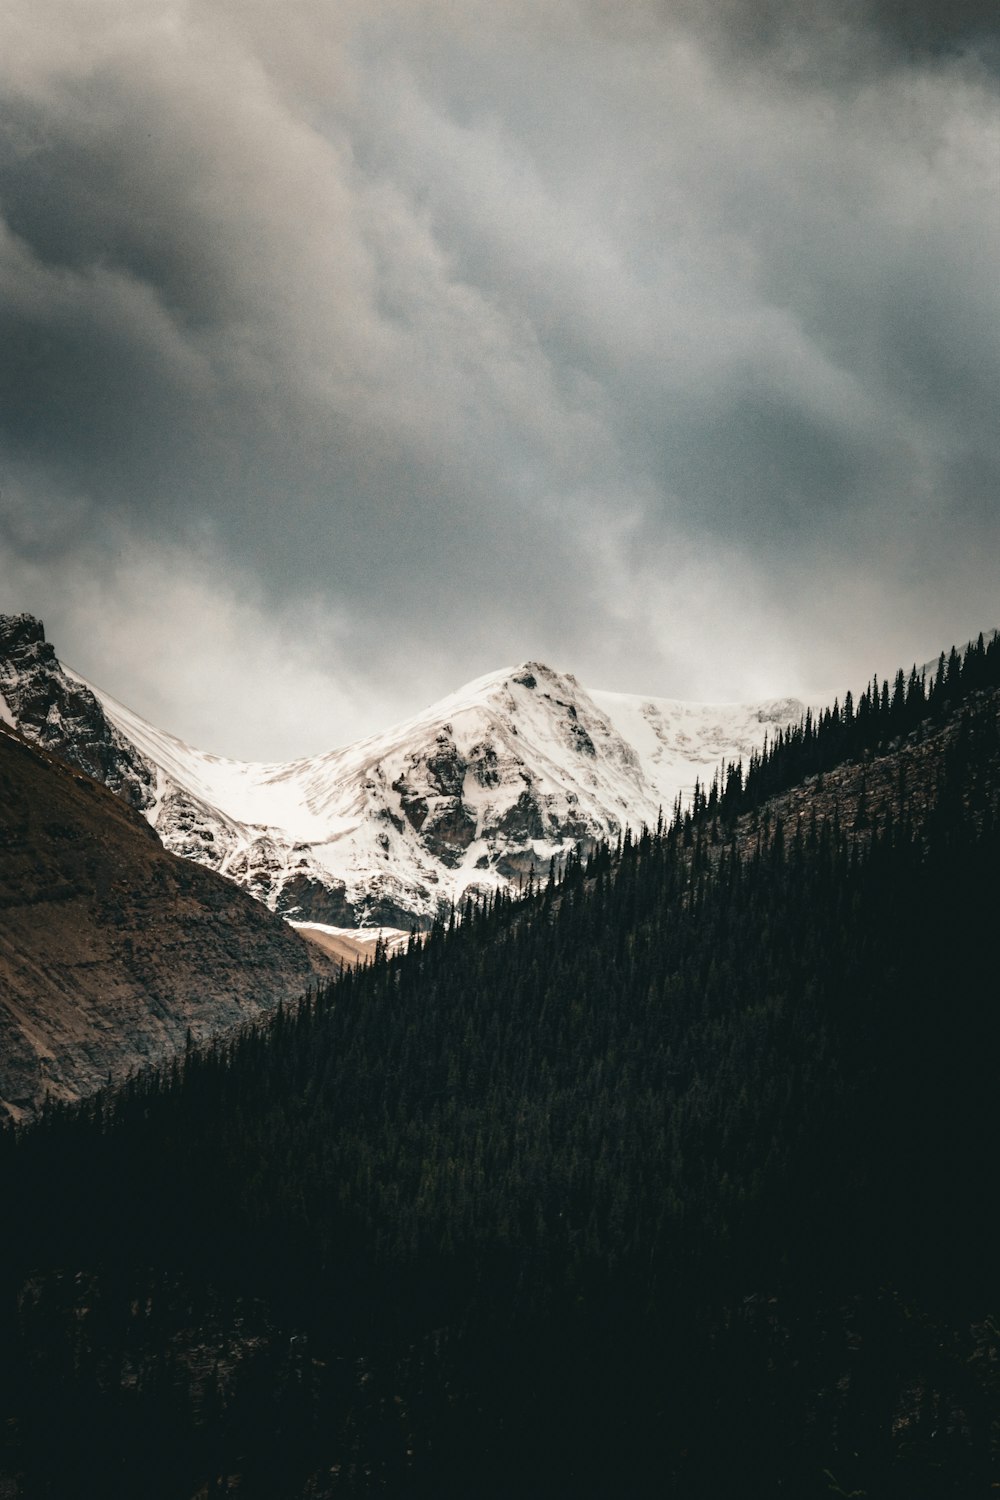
{"left": 1, "top": 0, "right": 997, "bottom": 754}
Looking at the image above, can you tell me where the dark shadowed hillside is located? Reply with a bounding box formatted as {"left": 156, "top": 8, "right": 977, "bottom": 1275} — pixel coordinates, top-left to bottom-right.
{"left": 0, "top": 641, "right": 998, "bottom": 1496}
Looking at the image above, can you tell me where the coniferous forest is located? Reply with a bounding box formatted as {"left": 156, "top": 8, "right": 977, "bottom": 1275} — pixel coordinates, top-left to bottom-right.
{"left": 1, "top": 639, "right": 999, "bottom": 1496}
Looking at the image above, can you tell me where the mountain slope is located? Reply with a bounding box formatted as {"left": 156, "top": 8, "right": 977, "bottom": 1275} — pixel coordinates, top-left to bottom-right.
{"left": 590, "top": 687, "right": 803, "bottom": 811}
{"left": 0, "top": 719, "right": 333, "bottom": 1118}
{"left": 1, "top": 614, "right": 805, "bottom": 928}
{"left": 2, "top": 658, "right": 996, "bottom": 1496}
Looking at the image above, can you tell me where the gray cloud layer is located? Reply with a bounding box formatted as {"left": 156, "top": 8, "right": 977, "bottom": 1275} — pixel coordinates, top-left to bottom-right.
{"left": 1, "top": 0, "right": 997, "bottom": 755}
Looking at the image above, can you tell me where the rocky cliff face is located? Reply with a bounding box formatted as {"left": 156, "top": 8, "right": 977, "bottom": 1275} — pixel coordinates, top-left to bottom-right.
{"left": 0, "top": 615, "right": 805, "bottom": 929}
{"left": 0, "top": 614, "right": 157, "bottom": 810}
{"left": 0, "top": 717, "right": 333, "bottom": 1118}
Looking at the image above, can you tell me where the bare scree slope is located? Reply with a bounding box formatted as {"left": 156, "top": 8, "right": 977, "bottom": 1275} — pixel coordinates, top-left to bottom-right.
{"left": 0, "top": 615, "right": 803, "bottom": 928}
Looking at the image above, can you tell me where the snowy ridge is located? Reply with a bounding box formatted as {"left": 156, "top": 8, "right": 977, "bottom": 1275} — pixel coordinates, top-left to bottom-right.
{"left": 0, "top": 615, "right": 804, "bottom": 929}
{"left": 591, "top": 690, "right": 806, "bottom": 814}
{"left": 83, "top": 661, "right": 804, "bottom": 928}
{"left": 82, "top": 661, "right": 672, "bottom": 926}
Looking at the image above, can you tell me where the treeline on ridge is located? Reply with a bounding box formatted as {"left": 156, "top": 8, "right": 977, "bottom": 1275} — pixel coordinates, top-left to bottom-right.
{"left": 680, "top": 627, "right": 1000, "bottom": 828}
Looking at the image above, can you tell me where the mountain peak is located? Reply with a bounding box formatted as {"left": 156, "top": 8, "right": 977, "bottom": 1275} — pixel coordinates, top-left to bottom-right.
{"left": 0, "top": 612, "right": 52, "bottom": 662}
{"left": 507, "top": 661, "right": 578, "bottom": 690}
{"left": 0, "top": 610, "right": 43, "bottom": 637}
{"left": 0, "top": 622, "right": 805, "bottom": 928}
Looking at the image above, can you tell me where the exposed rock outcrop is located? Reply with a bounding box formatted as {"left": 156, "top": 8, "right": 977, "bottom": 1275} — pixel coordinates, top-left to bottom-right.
{"left": 0, "top": 613, "right": 156, "bottom": 810}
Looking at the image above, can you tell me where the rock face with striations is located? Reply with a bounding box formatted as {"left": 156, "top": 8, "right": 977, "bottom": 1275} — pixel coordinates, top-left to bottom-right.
{"left": 0, "top": 717, "right": 334, "bottom": 1118}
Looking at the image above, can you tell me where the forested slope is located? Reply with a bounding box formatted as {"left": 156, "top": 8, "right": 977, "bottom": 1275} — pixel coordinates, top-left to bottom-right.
{"left": 1, "top": 640, "right": 998, "bottom": 1497}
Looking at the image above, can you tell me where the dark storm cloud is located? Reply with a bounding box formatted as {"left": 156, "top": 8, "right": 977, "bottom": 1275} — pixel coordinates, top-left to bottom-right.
{"left": 680, "top": 0, "right": 1000, "bottom": 76}
{"left": 1, "top": 0, "right": 997, "bottom": 752}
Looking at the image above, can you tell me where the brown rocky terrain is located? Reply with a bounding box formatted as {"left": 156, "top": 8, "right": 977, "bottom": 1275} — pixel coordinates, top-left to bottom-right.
{"left": 0, "top": 721, "right": 335, "bottom": 1118}
{"left": 294, "top": 922, "right": 411, "bottom": 968}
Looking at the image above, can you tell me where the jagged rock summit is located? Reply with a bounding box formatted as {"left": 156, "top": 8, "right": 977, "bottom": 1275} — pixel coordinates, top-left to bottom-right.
{"left": 0, "top": 614, "right": 155, "bottom": 805}
{"left": 0, "top": 614, "right": 805, "bottom": 928}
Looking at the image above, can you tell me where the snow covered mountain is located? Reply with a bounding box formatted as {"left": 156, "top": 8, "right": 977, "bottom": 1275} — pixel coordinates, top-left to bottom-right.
{"left": 0, "top": 614, "right": 804, "bottom": 928}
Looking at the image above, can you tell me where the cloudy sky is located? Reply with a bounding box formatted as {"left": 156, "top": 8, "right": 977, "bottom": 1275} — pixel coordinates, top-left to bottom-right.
{"left": 1, "top": 0, "right": 997, "bottom": 758}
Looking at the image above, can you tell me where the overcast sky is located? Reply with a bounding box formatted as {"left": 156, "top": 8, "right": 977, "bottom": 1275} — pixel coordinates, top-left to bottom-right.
{"left": 1, "top": 0, "right": 997, "bottom": 758}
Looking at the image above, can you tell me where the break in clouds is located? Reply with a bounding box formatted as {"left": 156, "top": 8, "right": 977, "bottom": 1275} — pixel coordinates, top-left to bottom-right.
{"left": 1, "top": 0, "right": 997, "bottom": 756}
